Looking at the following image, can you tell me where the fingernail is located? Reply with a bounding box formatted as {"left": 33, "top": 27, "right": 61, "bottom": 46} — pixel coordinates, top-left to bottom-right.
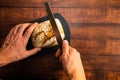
{"left": 63, "top": 40, "right": 68, "bottom": 45}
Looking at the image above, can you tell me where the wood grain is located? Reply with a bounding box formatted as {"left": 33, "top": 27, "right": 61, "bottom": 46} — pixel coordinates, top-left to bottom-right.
{"left": 0, "top": 0, "right": 120, "bottom": 80}
{"left": 1, "top": 53, "right": 120, "bottom": 79}
{"left": 85, "top": 70, "right": 120, "bottom": 80}
{"left": 0, "top": 0, "right": 120, "bottom": 8}
{"left": 1, "top": 23, "right": 120, "bottom": 38}
{"left": 0, "top": 8, "right": 120, "bottom": 24}
{"left": 0, "top": 54, "right": 69, "bottom": 79}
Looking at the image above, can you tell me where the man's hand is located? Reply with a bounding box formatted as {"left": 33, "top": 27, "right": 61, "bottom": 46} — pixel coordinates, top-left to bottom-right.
{"left": 0, "top": 23, "right": 41, "bottom": 67}
{"left": 55, "top": 40, "right": 86, "bottom": 80}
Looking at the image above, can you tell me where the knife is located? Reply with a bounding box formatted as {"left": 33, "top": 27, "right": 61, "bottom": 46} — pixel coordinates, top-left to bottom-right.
{"left": 44, "top": 2, "right": 63, "bottom": 51}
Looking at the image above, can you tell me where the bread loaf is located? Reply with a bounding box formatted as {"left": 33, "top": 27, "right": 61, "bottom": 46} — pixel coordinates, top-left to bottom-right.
{"left": 31, "top": 18, "right": 65, "bottom": 48}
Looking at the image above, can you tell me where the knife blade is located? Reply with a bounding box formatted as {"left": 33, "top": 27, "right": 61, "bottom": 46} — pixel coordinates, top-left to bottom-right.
{"left": 44, "top": 2, "right": 63, "bottom": 51}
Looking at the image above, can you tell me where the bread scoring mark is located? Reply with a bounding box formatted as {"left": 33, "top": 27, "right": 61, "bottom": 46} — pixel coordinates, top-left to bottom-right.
{"left": 33, "top": 31, "right": 44, "bottom": 40}
{"left": 43, "top": 37, "right": 56, "bottom": 48}
{"left": 31, "top": 18, "right": 64, "bottom": 47}
{"left": 43, "top": 27, "right": 55, "bottom": 44}
{"left": 32, "top": 25, "right": 55, "bottom": 45}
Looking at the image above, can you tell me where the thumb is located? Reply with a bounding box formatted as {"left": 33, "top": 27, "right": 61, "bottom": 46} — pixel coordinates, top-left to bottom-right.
{"left": 62, "top": 40, "right": 69, "bottom": 55}
{"left": 28, "top": 48, "right": 41, "bottom": 55}
{"left": 55, "top": 49, "right": 61, "bottom": 58}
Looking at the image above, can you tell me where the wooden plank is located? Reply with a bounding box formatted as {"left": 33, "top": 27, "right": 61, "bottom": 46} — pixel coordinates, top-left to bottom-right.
{"left": 81, "top": 55, "right": 120, "bottom": 71}
{"left": 0, "top": 53, "right": 68, "bottom": 79}
{"left": 70, "top": 25, "right": 120, "bottom": 54}
{"left": 0, "top": 8, "right": 120, "bottom": 24}
{"left": 71, "top": 39, "right": 108, "bottom": 55}
{"left": 0, "top": 53, "right": 120, "bottom": 72}
{"left": 85, "top": 70, "right": 120, "bottom": 80}
{"left": 71, "top": 39, "right": 120, "bottom": 55}
{"left": 0, "top": 8, "right": 46, "bottom": 23}
{"left": 1, "top": 54, "right": 120, "bottom": 79}
{"left": 4, "top": 69, "right": 120, "bottom": 80}
{"left": 1, "top": 23, "right": 120, "bottom": 39}
{"left": 70, "top": 24, "right": 120, "bottom": 39}
{"left": 1, "top": 69, "right": 120, "bottom": 80}
{"left": 1, "top": 37, "right": 120, "bottom": 55}
{"left": 0, "top": 23, "right": 14, "bottom": 38}
{"left": 1, "top": 23, "right": 120, "bottom": 55}
{"left": 0, "top": 0, "right": 120, "bottom": 8}
{"left": 0, "top": 23, "right": 23, "bottom": 40}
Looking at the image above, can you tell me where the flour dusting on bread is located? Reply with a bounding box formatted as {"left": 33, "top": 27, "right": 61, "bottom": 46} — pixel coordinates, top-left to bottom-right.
{"left": 31, "top": 18, "right": 65, "bottom": 48}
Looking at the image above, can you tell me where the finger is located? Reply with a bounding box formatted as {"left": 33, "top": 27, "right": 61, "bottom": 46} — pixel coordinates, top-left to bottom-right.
{"left": 62, "top": 40, "right": 69, "bottom": 55}
{"left": 55, "top": 49, "right": 61, "bottom": 58}
{"left": 6, "top": 27, "right": 15, "bottom": 37}
{"left": 17, "top": 23, "right": 32, "bottom": 35}
{"left": 7, "top": 23, "right": 31, "bottom": 36}
{"left": 69, "top": 46, "right": 77, "bottom": 54}
{"left": 4, "top": 23, "right": 30, "bottom": 43}
{"left": 27, "top": 48, "right": 42, "bottom": 56}
{"left": 77, "top": 52, "right": 81, "bottom": 57}
{"left": 59, "top": 56, "right": 62, "bottom": 62}
{"left": 23, "top": 22, "right": 38, "bottom": 40}
{"left": 11, "top": 25, "right": 23, "bottom": 35}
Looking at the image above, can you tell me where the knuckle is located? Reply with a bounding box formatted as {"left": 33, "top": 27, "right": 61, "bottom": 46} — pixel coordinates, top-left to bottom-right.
{"left": 77, "top": 52, "right": 80, "bottom": 55}
{"left": 63, "top": 43, "right": 67, "bottom": 49}
{"left": 62, "top": 44, "right": 65, "bottom": 48}
{"left": 71, "top": 48, "right": 77, "bottom": 53}
{"left": 15, "top": 24, "right": 22, "bottom": 27}
{"left": 15, "top": 25, "right": 21, "bottom": 30}
{"left": 63, "top": 53, "right": 69, "bottom": 58}
{"left": 20, "top": 25, "right": 25, "bottom": 28}
{"left": 26, "top": 29, "right": 32, "bottom": 35}
{"left": 26, "top": 27, "right": 32, "bottom": 33}
{"left": 28, "top": 26, "right": 34, "bottom": 32}
{"left": 17, "top": 33, "right": 22, "bottom": 37}
{"left": 29, "top": 27, "right": 34, "bottom": 31}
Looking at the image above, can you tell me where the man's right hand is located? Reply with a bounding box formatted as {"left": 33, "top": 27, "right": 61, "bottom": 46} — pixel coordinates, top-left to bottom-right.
{"left": 55, "top": 40, "right": 86, "bottom": 80}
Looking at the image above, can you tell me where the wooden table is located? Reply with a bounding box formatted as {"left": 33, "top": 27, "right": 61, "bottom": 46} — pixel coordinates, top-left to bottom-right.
{"left": 0, "top": 0, "right": 120, "bottom": 80}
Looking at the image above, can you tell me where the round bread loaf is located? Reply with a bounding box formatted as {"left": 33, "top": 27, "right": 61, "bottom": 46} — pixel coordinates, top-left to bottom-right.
{"left": 31, "top": 18, "right": 65, "bottom": 48}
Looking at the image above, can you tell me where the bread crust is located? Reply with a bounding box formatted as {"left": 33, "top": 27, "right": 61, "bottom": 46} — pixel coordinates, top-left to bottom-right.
{"left": 31, "top": 18, "right": 65, "bottom": 48}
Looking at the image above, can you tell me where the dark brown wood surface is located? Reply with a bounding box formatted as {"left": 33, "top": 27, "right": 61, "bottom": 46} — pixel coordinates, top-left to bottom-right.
{"left": 0, "top": 0, "right": 120, "bottom": 80}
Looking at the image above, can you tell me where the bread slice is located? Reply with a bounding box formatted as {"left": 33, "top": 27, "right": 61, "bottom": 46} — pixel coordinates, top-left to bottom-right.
{"left": 31, "top": 18, "right": 65, "bottom": 48}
